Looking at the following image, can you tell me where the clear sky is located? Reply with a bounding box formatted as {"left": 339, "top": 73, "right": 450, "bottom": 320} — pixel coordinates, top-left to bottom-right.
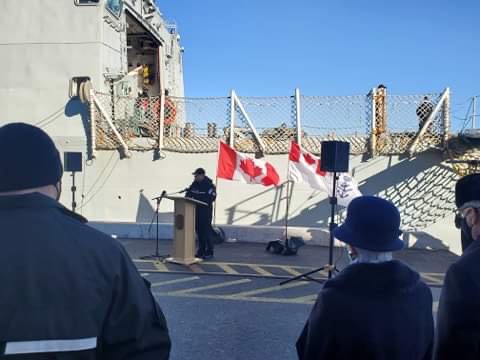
{"left": 157, "top": 0, "right": 479, "bottom": 124}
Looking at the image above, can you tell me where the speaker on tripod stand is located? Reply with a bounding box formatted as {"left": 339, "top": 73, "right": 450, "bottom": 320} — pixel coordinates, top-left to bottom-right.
{"left": 320, "top": 141, "right": 350, "bottom": 278}
{"left": 281, "top": 140, "right": 350, "bottom": 285}
{"left": 64, "top": 152, "right": 82, "bottom": 213}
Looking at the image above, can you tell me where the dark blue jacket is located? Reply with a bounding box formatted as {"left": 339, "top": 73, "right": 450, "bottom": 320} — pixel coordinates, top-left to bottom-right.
{"left": 186, "top": 176, "right": 216, "bottom": 214}
{"left": 0, "top": 193, "right": 171, "bottom": 359}
{"left": 297, "top": 260, "right": 433, "bottom": 360}
{"left": 434, "top": 239, "right": 480, "bottom": 359}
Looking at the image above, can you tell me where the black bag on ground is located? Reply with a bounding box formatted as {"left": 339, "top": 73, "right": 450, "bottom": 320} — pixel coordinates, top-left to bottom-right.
{"left": 211, "top": 226, "right": 226, "bottom": 245}
{"left": 266, "top": 240, "right": 285, "bottom": 254}
{"left": 266, "top": 237, "right": 305, "bottom": 256}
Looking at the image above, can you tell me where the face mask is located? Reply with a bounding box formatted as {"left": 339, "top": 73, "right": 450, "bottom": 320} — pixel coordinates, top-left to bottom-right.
{"left": 348, "top": 246, "right": 357, "bottom": 263}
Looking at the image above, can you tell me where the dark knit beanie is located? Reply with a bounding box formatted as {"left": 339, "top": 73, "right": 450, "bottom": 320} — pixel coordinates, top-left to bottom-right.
{"left": 455, "top": 173, "right": 480, "bottom": 209}
{"left": 0, "top": 123, "right": 63, "bottom": 192}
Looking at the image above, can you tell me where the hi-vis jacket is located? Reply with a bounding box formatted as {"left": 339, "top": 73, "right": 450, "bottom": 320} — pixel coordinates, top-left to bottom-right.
{"left": 0, "top": 193, "right": 171, "bottom": 359}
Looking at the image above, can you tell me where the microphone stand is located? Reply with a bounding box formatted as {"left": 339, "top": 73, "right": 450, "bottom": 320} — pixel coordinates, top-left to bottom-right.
{"left": 280, "top": 172, "right": 341, "bottom": 285}
{"left": 141, "top": 190, "right": 169, "bottom": 261}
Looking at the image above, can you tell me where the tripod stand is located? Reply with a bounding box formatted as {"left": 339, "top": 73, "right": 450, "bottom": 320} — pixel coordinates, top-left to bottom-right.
{"left": 71, "top": 171, "right": 77, "bottom": 213}
{"left": 280, "top": 172, "right": 341, "bottom": 285}
{"left": 141, "top": 191, "right": 170, "bottom": 261}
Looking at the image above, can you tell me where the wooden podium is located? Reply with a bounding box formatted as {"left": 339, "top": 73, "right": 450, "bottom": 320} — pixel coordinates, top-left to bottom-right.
{"left": 165, "top": 196, "right": 207, "bottom": 265}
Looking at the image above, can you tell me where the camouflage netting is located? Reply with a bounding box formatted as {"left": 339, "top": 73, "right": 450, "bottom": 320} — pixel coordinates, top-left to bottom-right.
{"left": 446, "top": 136, "right": 480, "bottom": 177}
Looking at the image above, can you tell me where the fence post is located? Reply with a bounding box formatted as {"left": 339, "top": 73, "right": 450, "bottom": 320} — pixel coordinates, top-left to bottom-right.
{"left": 295, "top": 88, "right": 302, "bottom": 146}
{"left": 231, "top": 91, "right": 266, "bottom": 154}
{"left": 370, "top": 88, "right": 377, "bottom": 157}
{"left": 442, "top": 87, "right": 451, "bottom": 149}
{"left": 229, "top": 89, "right": 235, "bottom": 148}
{"left": 158, "top": 92, "right": 166, "bottom": 151}
{"left": 409, "top": 88, "right": 450, "bottom": 156}
{"left": 89, "top": 88, "right": 96, "bottom": 160}
{"left": 473, "top": 96, "right": 477, "bottom": 129}
{"left": 91, "top": 92, "right": 131, "bottom": 158}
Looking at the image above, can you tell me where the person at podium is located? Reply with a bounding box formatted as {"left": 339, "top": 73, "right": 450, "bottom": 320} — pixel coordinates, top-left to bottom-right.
{"left": 186, "top": 168, "right": 217, "bottom": 259}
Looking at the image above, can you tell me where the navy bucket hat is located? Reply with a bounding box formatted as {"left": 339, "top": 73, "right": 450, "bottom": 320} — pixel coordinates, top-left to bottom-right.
{"left": 333, "top": 196, "right": 404, "bottom": 252}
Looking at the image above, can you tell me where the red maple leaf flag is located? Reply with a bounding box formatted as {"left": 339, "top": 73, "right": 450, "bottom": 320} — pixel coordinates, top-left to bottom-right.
{"left": 239, "top": 159, "right": 263, "bottom": 181}
{"left": 288, "top": 141, "right": 361, "bottom": 206}
{"left": 217, "top": 142, "right": 280, "bottom": 186}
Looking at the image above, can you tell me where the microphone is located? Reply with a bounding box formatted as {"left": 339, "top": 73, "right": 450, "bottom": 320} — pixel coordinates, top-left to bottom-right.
{"left": 152, "top": 190, "right": 167, "bottom": 200}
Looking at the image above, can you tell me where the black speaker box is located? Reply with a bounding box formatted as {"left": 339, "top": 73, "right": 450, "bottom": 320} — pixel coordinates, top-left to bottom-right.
{"left": 64, "top": 152, "right": 83, "bottom": 172}
{"left": 320, "top": 141, "right": 350, "bottom": 173}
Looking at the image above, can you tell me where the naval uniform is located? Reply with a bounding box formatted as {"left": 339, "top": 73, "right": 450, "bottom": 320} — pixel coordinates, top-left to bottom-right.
{"left": 186, "top": 177, "right": 217, "bottom": 256}
{"left": 0, "top": 193, "right": 171, "bottom": 359}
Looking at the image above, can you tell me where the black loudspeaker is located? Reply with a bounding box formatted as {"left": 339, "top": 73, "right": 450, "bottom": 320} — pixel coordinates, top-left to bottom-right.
{"left": 320, "top": 141, "right": 350, "bottom": 173}
{"left": 64, "top": 152, "right": 83, "bottom": 172}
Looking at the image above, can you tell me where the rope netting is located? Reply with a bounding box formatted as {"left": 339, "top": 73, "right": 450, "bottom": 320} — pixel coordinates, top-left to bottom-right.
{"left": 91, "top": 89, "right": 448, "bottom": 156}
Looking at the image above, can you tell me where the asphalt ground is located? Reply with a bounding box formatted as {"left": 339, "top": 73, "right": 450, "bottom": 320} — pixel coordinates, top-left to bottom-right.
{"left": 121, "top": 239, "right": 457, "bottom": 360}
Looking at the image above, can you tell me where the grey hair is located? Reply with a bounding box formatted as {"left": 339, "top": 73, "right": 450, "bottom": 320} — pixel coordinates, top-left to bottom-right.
{"left": 458, "top": 201, "right": 480, "bottom": 211}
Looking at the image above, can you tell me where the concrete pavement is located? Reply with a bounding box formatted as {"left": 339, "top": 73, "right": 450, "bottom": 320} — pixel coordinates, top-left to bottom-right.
{"left": 121, "top": 239, "right": 457, "bottom": 360}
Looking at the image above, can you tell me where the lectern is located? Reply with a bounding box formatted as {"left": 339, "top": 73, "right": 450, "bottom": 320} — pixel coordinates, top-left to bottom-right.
{"left": 165, "top": 196, "right": 207, "bottom": 265}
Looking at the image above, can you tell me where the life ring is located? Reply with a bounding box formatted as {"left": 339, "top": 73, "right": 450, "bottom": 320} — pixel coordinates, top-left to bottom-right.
{"left": 164, "top": 97, "right": 177, "bottom": 126}
{"left": 151, "top": 97, "right": 176, "bottom": 126}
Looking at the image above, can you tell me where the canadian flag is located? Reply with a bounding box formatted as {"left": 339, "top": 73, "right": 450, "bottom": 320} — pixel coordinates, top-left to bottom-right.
{"left": 288, "top": 141, "right": 361, "bottom": 206}
{"left": 217, "top": 142, "right": 280, "bottom": 186}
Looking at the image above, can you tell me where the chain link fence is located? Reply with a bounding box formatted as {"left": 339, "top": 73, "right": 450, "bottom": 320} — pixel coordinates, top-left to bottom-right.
{"left": 374, "top": 92, "right": 445, "bottom": 155}
{"left": 91, "top": 88, "right": 449, "bottom": 156}
{"left": 301, "top": 95, "right": 370, "bottom": 155}
{"left": 231, "top": 96, "right": 295, "bottom": 154}
{"left": 163, "top": 96, "right": 229, "bottom": 153}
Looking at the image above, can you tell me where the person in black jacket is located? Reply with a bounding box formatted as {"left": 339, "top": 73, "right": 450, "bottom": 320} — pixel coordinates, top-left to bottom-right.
{"left": 454, "top": 174, "right": 480, "bottom": 252}
{"left": 434, "top": 174, "right": 480, "bottom": 359}
{"left": 297, "top": 196, "right": 433, "bottom": 360}
{"left": 416, "top": 96, "right": 434, "bottom": 132}
{"left": 186, "top": 168, "right": 217, "bottom": 259}
{"left": 0, "top": 123, "right": 171, "bottom": 359}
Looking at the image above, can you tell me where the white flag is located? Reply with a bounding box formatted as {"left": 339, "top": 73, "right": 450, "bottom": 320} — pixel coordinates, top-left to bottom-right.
{"left": 288, "top": 141, "right": 361, "bottom": 207}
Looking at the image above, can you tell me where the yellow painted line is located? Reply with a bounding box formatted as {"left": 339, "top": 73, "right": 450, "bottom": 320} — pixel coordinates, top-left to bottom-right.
{"left": 281, "top": 266, "right": 303, "bottom": 276}
{"left": 203, "top": 261, "right": 314, "bottom": 270}
{"left": 153, "top": 261, "right": 169, "bottom": 272}
{"left": 250, "top": 266, "right": 273, "bottom": 277}
{"left": 136, "top": 259, "right": 317, "bottom": 275}
{"left": 217, "top": 263, "right": 239, "bottom": 275}
{"left": 153, "top": 292, "right": 316, "bottom": 305}
{"left": 189, "top": 264, "right": 206, "bottom": 273}
{"left": 170, "top": 279, "right": 251, "bottom": 295}
{"left": 150, "top": 276, "right": 200, "bottom": 287}
{"left": 134, "top": 259, "right": 158, "bottom": 263}
{"left": 245, "top": 296, "right": 315, "bottom": 304}
{"left": 229, "top": 281, "right": 308, "bottom": 298}
{"left": 292, "top": 294, "right": 318, "bottom": 303}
